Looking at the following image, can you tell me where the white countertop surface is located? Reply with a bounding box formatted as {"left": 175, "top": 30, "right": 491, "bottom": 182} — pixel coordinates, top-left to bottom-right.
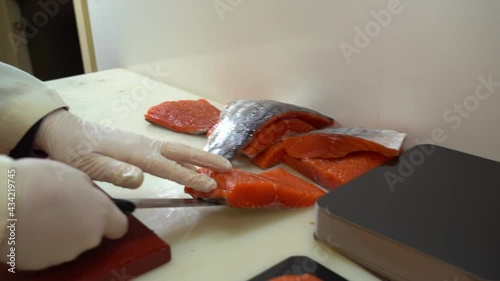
{"left": 46, "top": 69, "right": 382, "bottom": 281}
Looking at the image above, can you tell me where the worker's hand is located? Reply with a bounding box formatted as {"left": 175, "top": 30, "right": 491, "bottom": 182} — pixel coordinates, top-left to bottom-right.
{"left": 34, "top": 109, "right": 231, "bottom": 191}
{"left": 0, "top": 158, "right": 127, "bottom": 270}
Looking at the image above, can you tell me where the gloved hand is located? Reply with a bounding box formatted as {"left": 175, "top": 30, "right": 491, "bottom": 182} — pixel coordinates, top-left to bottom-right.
{"left": 0, "top": 158, "right": 127, "bottom": 270}
{"left": 34, "top": 109, "right": 231, "bottom": 192}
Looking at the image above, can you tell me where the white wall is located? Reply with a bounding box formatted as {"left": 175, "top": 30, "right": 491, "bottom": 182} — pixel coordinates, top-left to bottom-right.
{"left": 87, "top": 0, "right": 500, "bottom": 161}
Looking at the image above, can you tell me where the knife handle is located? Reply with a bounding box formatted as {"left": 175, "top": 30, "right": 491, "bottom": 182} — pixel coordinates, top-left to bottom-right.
{"left": 112, "top": 198, "right": 136, "bottom": 214}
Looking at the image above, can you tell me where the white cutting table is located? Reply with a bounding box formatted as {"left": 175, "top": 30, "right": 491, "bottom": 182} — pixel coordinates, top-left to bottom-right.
{"left": 46, "top": 69, "right": 382, "bottom": 281}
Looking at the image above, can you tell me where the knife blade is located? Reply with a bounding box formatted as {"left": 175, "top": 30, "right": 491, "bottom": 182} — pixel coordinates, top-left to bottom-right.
{"left": 112, "top": 198, "right": 226, "bottom": 214}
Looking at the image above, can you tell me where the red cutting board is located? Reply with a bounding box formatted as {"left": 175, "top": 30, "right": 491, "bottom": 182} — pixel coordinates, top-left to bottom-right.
{"left": 0, "top": 215, "right": 171, "bottom": 281}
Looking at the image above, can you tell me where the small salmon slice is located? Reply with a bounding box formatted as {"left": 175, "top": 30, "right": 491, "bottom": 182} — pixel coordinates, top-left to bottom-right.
{"left": 242, "top": 119, "right": 316, "bottom": 158}
{"left": 268, "top": 273, "right": 324, "bottom": 281}
{"left": 184, "top": 168, "right": 325, "bottom": 208}
{"left": 283, "top": 127, "right": 406, "bottom": 159}
{"left": 282, "top": 152, "right": 391, "bottom": 190}
{"left": 145, "top": 99, "right": 220, "bottom": 135}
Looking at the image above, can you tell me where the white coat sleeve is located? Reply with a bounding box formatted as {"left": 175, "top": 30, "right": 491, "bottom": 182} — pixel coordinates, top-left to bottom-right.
{"left": 0, "top": 155, "right": 13, "bottom": 244}
{"left": 0, "top": 62, "right": 68, "bottom": 155}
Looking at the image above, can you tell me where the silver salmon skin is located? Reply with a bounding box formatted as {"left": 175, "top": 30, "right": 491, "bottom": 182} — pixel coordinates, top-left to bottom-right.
{"left": 204, "top": 99, "right": 334, "bottom": 160}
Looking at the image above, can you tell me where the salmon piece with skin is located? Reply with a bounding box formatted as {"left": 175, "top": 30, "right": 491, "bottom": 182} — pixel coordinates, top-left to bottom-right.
{"left": 251, "top": 127, "right": 405, "bottom": 170}
{"left": 204, "top": 99, "right": 334, "bottom": 160}
{"left": 145, "top": 99, "right": 220, "bottom": 135}
{"left": 282, "top": 152, "right": 392, "bottom": 190}
{"left": 184, "top": 168, "right": 325, "bottom": 208}
{"left": 283, "top": 127, "right": 406, "bottom": 159}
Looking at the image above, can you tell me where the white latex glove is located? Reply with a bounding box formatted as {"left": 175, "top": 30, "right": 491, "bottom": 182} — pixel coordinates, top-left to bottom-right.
{"left": 34, "top": 109, "right": 231, "bottom": 192}
{"left": 0, "top": 158, "right": 127, "bottom": 270}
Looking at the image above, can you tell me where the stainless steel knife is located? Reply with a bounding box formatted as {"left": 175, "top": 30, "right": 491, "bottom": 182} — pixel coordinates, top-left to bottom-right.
{"left": 112, "top": 198, "right": 226, "bottom": 213}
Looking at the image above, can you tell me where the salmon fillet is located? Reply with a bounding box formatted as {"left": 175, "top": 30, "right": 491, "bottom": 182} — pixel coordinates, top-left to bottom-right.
{"left": 184, "top": 168, "right": 325, "bottom": 208}
{"left": 282, "top": 152, "right": 391, "bottom": 190}
{"left": 268, "top": 273, "right": 324, "bottom": 281}
{"left": 145, "top": 99, "right": 220, "bottom": 135}
{"left": 283, "top": 128, "right": 406, "bottom": 159}
{"left": 242, "top": 119, "right": 316, "bottom": 158}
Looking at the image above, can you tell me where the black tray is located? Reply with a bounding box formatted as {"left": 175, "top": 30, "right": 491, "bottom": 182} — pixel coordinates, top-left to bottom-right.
{"left": 247, "top": 256, "right": 348, "bottom": 281}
